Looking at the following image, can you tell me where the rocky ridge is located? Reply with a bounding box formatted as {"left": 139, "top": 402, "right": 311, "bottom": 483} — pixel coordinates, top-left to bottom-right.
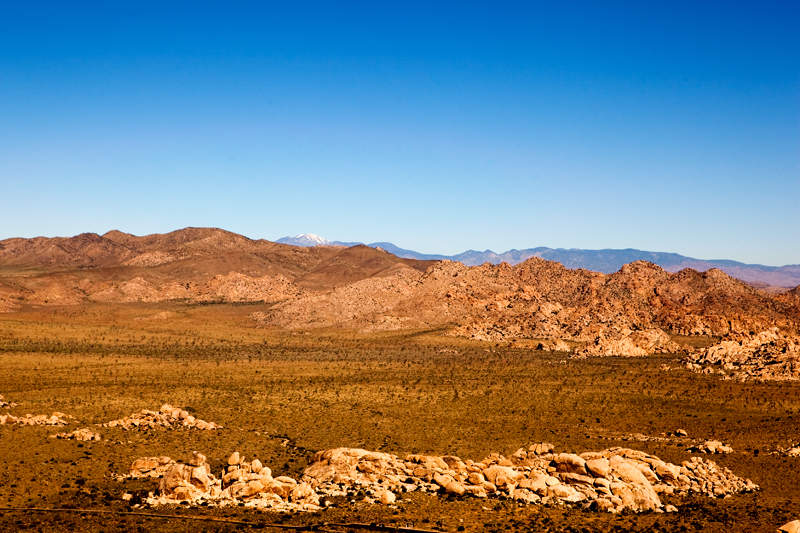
{"left": 266, "top": 259, "right": 798, "bottom": 343}
{"left": 773, "top": 443, "right": 800, "bottom": 458}
{"left": 0, "top": 299, "right": 17, "bottom": 313}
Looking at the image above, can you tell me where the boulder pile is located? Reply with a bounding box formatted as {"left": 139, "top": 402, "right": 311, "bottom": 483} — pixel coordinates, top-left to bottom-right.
{"left": 0, "top": 395, "right": 17, "bottom": 408}
{"left": 302, "top": 444, "right": 757, "bottom": 513}
{"left": 50, "top": 428, "right": 101, "bottom": 441}
{"left": 771, "top": 443, "right": 800, "bottom": 458}
{"left": 572, "top": 328, "right": 685, "bottom": 358}
{"left": 104, "top": 404, "right": 222, "bottom": 430}
{"left": 123, "top": 445, "right": 757, "bottom": 514}
{"left": 0, "top": 412, "right": 72, "bottom": 426}
{"left": 214, "top": 451, "right": 320, "bottom": 509}
{"left": 129, "top": 451, "right": 320, "bottom": 511}
{"left": 682, "top": 328, "right": 800, "bottom": 381}
{"left": 687, "top": 440, "right": 733, "bottom": 454}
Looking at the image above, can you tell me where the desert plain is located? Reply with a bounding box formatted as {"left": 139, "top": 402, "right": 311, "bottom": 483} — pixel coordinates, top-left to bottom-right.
{"left": 0, "top": 228, "right": 799, "bottom": 532}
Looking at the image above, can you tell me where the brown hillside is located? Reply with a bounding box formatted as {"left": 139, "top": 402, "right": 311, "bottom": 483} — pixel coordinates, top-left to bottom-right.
{"left": 0, "top": 232, "right": 134, "bottom": 268}
{"left": 264, "top": 258, "right": 800, "bottom": 340}
{"left": 294, "top": 245, "right": 432, "bottom": 290}
{"left": 0, "top": 227, "right": 277, "bottom": 269}
{"left": 0, "top": 229, "right": 437, "bottom": 305}
{"left": 0, "top": 230, "right": 797, "bottom": 348}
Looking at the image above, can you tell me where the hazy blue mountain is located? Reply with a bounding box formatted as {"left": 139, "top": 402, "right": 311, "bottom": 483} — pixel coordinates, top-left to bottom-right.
{"left": 275, "top": 235, "right": 800, "bottom": 287}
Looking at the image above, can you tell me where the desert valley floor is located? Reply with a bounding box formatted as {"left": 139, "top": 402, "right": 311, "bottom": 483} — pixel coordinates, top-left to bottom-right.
{"left": 0, "top": 303, "right": 798, "bottom": 532}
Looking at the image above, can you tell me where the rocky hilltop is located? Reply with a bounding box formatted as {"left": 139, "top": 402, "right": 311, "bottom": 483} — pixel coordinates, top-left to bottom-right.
{"left": 262, "top": 258, "right": 799, "bottom": 341}
{"left": 1, "top": 229, "right": 798, "bottom": 361}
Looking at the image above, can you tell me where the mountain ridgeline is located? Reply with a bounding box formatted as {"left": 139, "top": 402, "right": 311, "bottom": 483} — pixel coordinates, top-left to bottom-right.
{"left": 0, "top": 228, "right": 798, "bottom": 358}
{"left": 276, "top": 234, "right": 800, "bottom": 288}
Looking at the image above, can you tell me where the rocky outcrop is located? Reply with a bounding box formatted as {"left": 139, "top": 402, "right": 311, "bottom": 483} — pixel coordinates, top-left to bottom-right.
{"left": 687, "top": 440, "right": 733, "bottom": 454}
{"left": 769, "top": 442, "right": 800, "bottom": 458}
{"left": 265, "top": 259, "right": 798, "bottom": 342}
{"left": 104, "top": 404, "right": 221, "bottom": 430}
{"left": 0, "top": 412, "right": 72, "bottom": 426}
{"left": 572, "top": 328, "right": 684, "bottom": 358}
{"left": 50, "top": 428, "right": 101, "bottom": 441}
{"left": 0, "top": 395, "right": 17, "bottom": 408}
{"left": 682, "top": 328, "right": 800, "bottom": 381}
{"left": 301, "top": 444, "right": 757, "bottom": 513}
{"left": 215, "top": 451, "right": 319, "bottom": 508}
{"left": 130, "top": 451, "right": 320, "bottom": 511}
{"left": 123, "top": 444, "right": 756, "bottom": 513}
{"left": 128, "top": 456, "right": 177, "bottom": 478}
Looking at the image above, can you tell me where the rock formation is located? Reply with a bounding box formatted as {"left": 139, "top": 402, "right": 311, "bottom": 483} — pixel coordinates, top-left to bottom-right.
{"left": 50, "top": 428, "right": 101, "bottom": 441}
{"left": 301, "top": 444, "right": 757, "bottom": 513}
{"left": 267, "top": 259, "right": 798, "bottom": 346}
{"left": 572, "top": 328, "right": 685, "bottom": 358}
{"left": 682, "top": 328, "right": 800, "bottom": 381}
{"left": 128, "top": 456, "right": 177, "bottom": 478}
{"left": 128, "top": 451, "right": 320, "bottom": 511}
{"left": 104, "top": 404, "right": 221, "bottom": 430}
{"left": 686, "top": 440, "right": 733, "bottom": 454}
{"left": 770, "top": 442, "right": 800, "bottom": 458}
{"left": 123, "top": 444, "right": 756, "bottom": 514}
{"left": 0, "top": 412, "right": 72, "bottom": 426}
{"left": 0, "top": 395, "right": 17, "bottom": 408}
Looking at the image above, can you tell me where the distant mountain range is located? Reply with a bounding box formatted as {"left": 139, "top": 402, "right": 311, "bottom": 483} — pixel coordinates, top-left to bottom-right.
{"left": 276, "top": 234, "right": 800, "bottom": 288}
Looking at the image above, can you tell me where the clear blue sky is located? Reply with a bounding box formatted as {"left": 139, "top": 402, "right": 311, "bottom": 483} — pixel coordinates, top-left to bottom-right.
{"left": 1, "top": 1, "right": 798, "bottom": 265}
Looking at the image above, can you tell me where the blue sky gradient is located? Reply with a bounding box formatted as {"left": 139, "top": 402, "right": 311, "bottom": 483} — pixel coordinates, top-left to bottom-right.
{"left": 1, "top": 1, "right": 798, "bottom": 264}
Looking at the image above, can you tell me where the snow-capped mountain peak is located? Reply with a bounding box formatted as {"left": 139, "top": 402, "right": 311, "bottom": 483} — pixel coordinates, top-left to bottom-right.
{"left": 276, "top": 233, "right": 332, "bottom": 247}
